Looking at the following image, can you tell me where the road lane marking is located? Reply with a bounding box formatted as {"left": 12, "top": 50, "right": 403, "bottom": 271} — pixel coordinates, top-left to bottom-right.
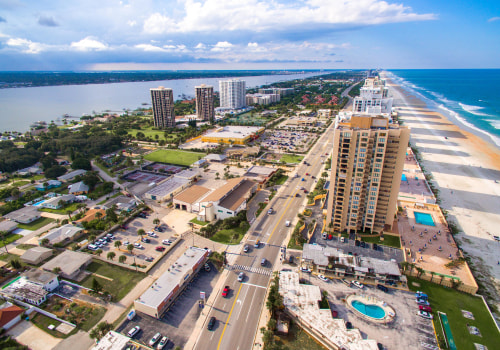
{"left": 217, "top": 282, "right": 244, "bottom": 350}
{"left": 242, "top": 282, "right": 268, "bottom": 289}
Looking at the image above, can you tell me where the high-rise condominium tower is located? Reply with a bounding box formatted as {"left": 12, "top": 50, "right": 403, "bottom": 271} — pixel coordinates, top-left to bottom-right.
{"left": 353, "top": 77, "right": 393, "bottom": 115}
{"left": 219, "top": 79, "right": 246, "bottom": 109}
{"left": 150, "top": 87, "right": 175, "bottom": 128}
{"left": 326, "top": 114, "right": 410, "bottom": 235}
{"left": 195, "top": 84, "right": 215, "bottom": 123}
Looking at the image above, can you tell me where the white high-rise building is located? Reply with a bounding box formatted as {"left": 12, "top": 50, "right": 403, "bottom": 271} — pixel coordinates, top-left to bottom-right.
{"left": 353, "top": 77, "right": 393, "bottom": 115}
{"left": 219, "top": 79, "right": 246, "bottom": 109}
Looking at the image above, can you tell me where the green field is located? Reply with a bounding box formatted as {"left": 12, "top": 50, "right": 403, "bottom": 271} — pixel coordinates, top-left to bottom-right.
{"left": 407, "top": 276, "right": 499, "bottom": 349}
{"left": 280, "top": 154, "right": 304, "bottom": 164}
{"left": 273, "top": 321, "right": 326, "bottom": 350}
{"left": 0, "top": 234, "right": 22, "bottom": 248}
{"left": 79, "top": 260, "right": 145, "bottom": 301}
{"left": 145, "top": 149, "right": 203, "bottom": 166}
{"left": 360, "top": 234, "right": 401, "bottom": 248}
{"left": 211, "top": 224, "right": 249, "bottom": 245}
{"left": 17, "top": 217, "right": 55, "bottom": 231}
{"left": 127, "top": 126, "right": 179, "bottom": 142}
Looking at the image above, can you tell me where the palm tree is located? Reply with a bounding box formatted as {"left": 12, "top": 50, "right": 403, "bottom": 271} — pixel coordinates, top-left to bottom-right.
{"left": 95, "top": 211, "right": 103, "bottom": 220}
{"left": 89, "top": 234, "right": 96, "bottom": 243}
{"left": 127, "top": 244, "right": 134, "bottom": 254}
{"left": 153, "top": 218, "right": 160, "bottom": 226}
{"left": 416, "top": 266, "right": 425, "bottom": 278}
{"left": 107, "top": 252, "right": 116, "bottom": 260}
{"left": 96, "top": 248, "right": 103, "bottom": 256}
{"left": 66, "top": 209, "right": 73, "bottom": 221}
{"left": 119, "top": 255, "right": 127, "bottom": 264}
{"left": 114, "top": 240, "right": 122, "bottom": 250}
{"left": 137, "top": 229, "right": 145, "bottom": 239}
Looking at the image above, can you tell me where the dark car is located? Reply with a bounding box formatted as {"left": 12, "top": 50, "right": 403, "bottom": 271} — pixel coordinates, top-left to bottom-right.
{"left": 377, "top": 284, "right": 389, "bottom": 293}
{"left": 141, "top": 237, "right": 150, "bottom": 243}
{"left": 155, "top": 246, "right": 166, "bottom": 252}
{"left": 355, "top": 240, "right": 360, "bottom": 246}
{"left": 360, "top": 241, "right": 366, "bottom": 248}
{"left": 207, "top": 316, "right": 216, "bottom": 330}
{"left": 346, "top": 321, "right": 353, "bottom": 329}
{"left": 372, "top": 243, "right": 378, "bottom": 250}
{"left": 288, "top": 255, "right": 294, "bottom": 264}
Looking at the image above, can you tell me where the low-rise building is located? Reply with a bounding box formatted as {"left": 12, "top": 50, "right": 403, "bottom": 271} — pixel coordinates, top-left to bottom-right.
{"left": 91, "top": 331, "right": 131, "bottom": 350}
{"left": 1, "top": 269, "right": 59, "bottom": 306}
{"left": 21, "top": 247, "right": 53, "bottom": 265}
{"left": 245, "top": 166, "right": 277, "bottom": 187}
{"left": 4, "top": 206, "right": 41, "bottom": 224}
{"left": 134, "top": 247, "right": 208, "bottom": 318}
{"left": 41, "top": 250, "right": 92, "bottom": 280}
{"left": 173, "top": 168, "right": 200, "bottom": 182}
{"left": 40, "top": 194, "right": 75, "bottom": 210}
{"left": 201, "top": 126, "right": 264, "bottom": 145}
{"left": 204, "top": 154, "right": 227, "bottom": 162}
{"left": 116, "top": 199, "right": 137, "bottom": 212}
{"left": 57, "top": 169, "right": 87, "bottom": 182}
{"left": 300, "top": 244, "right": 403, "bottom": 285}
{"left": 0, "top": 304, "right": 24, "bottom": 330}
{"left": 35, "top": 180, "right": 62, "bottom": 191}
{"left": 68, "top": 181, "right": 89, "bottom": 195}
{"left": 173, "top": 185, "right": 211, "bottom": 212}
{"left": 38, "top": 224, "right": 83, "bottom": 246}
{"left": 0, "top": 219, "right": 18, "bottom": 233}
{"left": 144, "top": 177, "right": 190, "bottom": 202}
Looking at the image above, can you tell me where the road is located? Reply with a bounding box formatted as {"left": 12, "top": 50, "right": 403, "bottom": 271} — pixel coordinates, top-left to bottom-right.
{"left": 193, "top": 122, "right": 335, "bottom": 350}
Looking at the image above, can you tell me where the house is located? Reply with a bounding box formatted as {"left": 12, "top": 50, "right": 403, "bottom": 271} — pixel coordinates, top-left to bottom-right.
{"left": 40, "top": 194, "right": 75, "bottom": 209}
{"left": 16, "top": 165, "right": 42, "bottom": 176}
{"left": 0, "top": 304, "right": 24, "bottom": 330}
{"left": 1, "top": 269, "right": 59, "bottom": 306}
{"left": 68, "top": 181, "right": 89, "bottom": 195}
{"left": 21, "top": 247, "right": 53, "bottom": 265}
{"left": 116, "top": 199, "right": 137, "bottom": 212}
{"left": 22, "top": 269, "right": 60, "bottom": 291}
{"left": 199, "top": 177, "right": 256, "bottom": 221}
{"left": 173, "top": 185, "right": 211, "bottom": 212}
{"left": 4, "top": 206, "right": 41, "bottom": 224}
{"left": 41, "top": 250, "right": 92, "bottom": 280}
{"left": 57, "top": 169, "right": 87, "bottom": 182}
{"left": 0, "top": 219, "right": 18, "bottom": 233}
{"left": 35, "top": 180, "right": 62, "bottom": 191}
{"left": 38, "top": 224, "right": 83, "bottom": 246}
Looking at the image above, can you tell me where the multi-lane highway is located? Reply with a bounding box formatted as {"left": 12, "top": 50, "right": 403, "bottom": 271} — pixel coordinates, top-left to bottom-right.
{"left": 194, "top": 121, "right": 335, "bottom": 350}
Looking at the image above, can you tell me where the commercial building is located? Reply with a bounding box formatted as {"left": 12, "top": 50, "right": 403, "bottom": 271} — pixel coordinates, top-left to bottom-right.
{"left": 245, "top": 165, "right": 277, "bottom": 187}
{"left": 173, "top": 185, "right": 211, "bottom": 212}
{"left": 201, "top": 126, "right": 264, "bottom": 145}
{"left": 4, "top": 206, "right": 41, "bottom": 224}
{"left": 150, "top": 86, "right": 175, "bottom": 128}
{"left": 326, "top": 114, "right": 409, "bottom": 234}
{"left": 134, "top": 247, "right": 208, "bottom": 318}
{"left": 38, "top": 224, "right": 83, "bottom": 246}
{"left": 219, "top": 79, "right": 246, "bottom": 109}
{"left": 144, "top": 177, "right": 190, "bottom": 202}
{"left": 21, "top": 247, "right": 53, "bottom": 265}
{"left": 300, "top": 244, "right": 403, "bottom": 285}
{"left": 195, "top": 84, "right": 215, "bottom": 123}
{"left": 353, "top": 77, "right": 393, "bottom": 115}
{"left": 41, "top": 250, "right": 92, "bottom": 280}
{"left": 246, "top": 93, "right": 280, "bottom": 106}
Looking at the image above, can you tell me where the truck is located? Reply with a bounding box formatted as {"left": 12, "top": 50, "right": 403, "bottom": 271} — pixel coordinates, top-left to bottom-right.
{"left": 285, "top": 220, "right": 291, "bottom": 227}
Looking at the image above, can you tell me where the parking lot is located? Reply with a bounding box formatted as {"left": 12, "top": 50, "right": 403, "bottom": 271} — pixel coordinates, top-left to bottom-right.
{"left": 117, "top": 262, "right": 220, "bottom": 349}
{"left": 310, "top": 234, "right": 405, "bottom": 263}
{"left": 308, "top": 275, "right": 439, "bottom": 350}
{"left": 259, "top": 129, "right": 317, "bottom": 153}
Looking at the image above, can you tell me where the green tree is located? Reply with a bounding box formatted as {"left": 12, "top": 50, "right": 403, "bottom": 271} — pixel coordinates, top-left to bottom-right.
{"left": 89, "top": 321, "right": 113, "bottom": 340}
{"left": 92, "top": 278, "right": 103, "bottom": 293}
{"left": 137, "top": 229, "right": 145, "bottom": 238}
{"left": 119, "top": 255, "right": 127, "bottom": 264}
{"left": 95, "top": 248, "right": 103, "bottom": 256}
{"left": 10, "top": 259, "right": 22, "bottom": 269}
{"left": 52, "top": 266, "right": 61, "bottom": 274}
{"left": 107, "top": 251, "right": 116, "bottom": 260}
{"left": 153, "top": 218, "right": 160, "bottom": 226}
{"left": 127, "top": 244, "right": 134, "bottom": 254}
{"left": 0, "top": 230, "right": 10, "bottom": 253}
{"left": 105, "top": 208, "right": 118, "bottom": 222}
{"left": 114, "top": 240, "right": 122, "bottom": 249}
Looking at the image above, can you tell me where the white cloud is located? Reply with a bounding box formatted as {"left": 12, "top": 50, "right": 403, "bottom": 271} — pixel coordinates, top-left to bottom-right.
{"left": 248, "top": 42, "right": 258, "bottom": 48}
{"left": 135, "top": 43, "right": 165, "bottom": 52}
{"left": 488, "top": 17, "right": 500, "bottom": 22}
{"left": 211, "top": 41, "right": 233, "bottom": 52}
{"left": 195, "top": 43, "right": 206, "bottom": 50}
{"left": 70, "top": 37, "right": 108, "bottom": 51}
{"left": 127, "top": 20, "right": 137, "bottom": 27}
{"left": 6, "top": 37, "right": 47, "bottom": 53}
{"left": 143, "top": 0, "right": 435, "bottom": 34}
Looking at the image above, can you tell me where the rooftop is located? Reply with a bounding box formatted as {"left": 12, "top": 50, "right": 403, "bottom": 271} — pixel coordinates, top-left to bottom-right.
{"left": 174, "top": 168, "right": 200, "bottom": 180}
{"left": 218, "top": 179, "right": 255, "bottom": 211}
{"left": 91, "top": 331, "right": 130, "bottom": 350}
{"left": 135, "top": 247, "right": 208, "bottom": 309}
{"left": 145, "top": 177, "right": 190, "bottom": 198}
{"left": 41, "top": 250, "right": 92, "bottom": 277}
{"left": 174, "top": 185, "right": 210, "bottom": 204}
{"left": 23, "top": 268, "right": 57, "bottom": 285}
{"left": 0, "top": 219, "right": 18, "bottom": 232}
{"left": 245, "top": 165, "right": 277, "bottom": 177}
{"left": 4, "top": 206, "right": 40, "bottom": 223}
{"left": 57, "top": 169, "right": 87, "bottom": 181}
{"left": 202, "top": 177, "right": 245, "bottom": 203}
{"left": 42, "top": 194, "right": 75, "bottom": 207}
{"left": 69, "top": 181, "right": 89, "bottom": 194}
{"left": 203, "top": 126, "right": 263, "bottom": 140}
{"left": 0, "top": 305, "right": 24, "bottom": 328}
{"left": 39, "top": 224, "right": 83, "bottom": 245}
{"left": 21, "top": 247, "right": 53, "bottom": 262}
{"left": 204, "top": 154, "right": 227, "bottom": 161}
{"left": 1, "top": 277, "right": 48, "bottom": 302}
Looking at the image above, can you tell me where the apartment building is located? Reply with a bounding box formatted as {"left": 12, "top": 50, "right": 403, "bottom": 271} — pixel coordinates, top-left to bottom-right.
{"left": 246, "top": 93, "right": 280, "bottom": 106}
{"left": 195, "top": 84, "right": 214, "bottom": 123}
{"left": 219, "top": 79, "right": 246, "bottom": 109}
{"left": 326, "top": 113, "right": 410, "bottom": 234}
{"left": 353, "top": 77, "right": 393, "bottom": 115}
{"left": 150, "top": 86, "right": 175, "bottom": 128}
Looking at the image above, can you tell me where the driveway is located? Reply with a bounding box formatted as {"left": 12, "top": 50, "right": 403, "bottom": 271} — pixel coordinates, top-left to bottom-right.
{"left": 8, "top": 320, "right": 62, "bottom": 350}
{"left": 246, "top": 189, "right": 270, "bottom": 222}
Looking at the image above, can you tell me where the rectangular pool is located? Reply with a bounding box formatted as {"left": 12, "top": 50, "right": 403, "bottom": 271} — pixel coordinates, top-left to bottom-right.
{"left": 402, "top": 174, "right": 407, "bottom": 181}
{"left": 414, "top": 211, "right": 435, "bottom": 226}
{"left": 32, "top": 200, "right": 47, "bottom": 207}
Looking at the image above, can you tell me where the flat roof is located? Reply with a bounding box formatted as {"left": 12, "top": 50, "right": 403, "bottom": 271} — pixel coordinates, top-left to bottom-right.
{"left": 135, "top": 247, "right": 208, "bottom": 310}
{"left": 245, "top": 165, "right": 277, "bottom": 177}
{"left": 218, "top": 179, "right": 255, "bottom": 211}
{"left": 202, "top": 177, "right": 244, "bottom": 203}
{"left": 39, "top": 224, "right": 82, "bottom": 244}
{"left": 0, "top": 220, "right": 17, "bottom": 232}
{"left": 204, "top": 154, "right": 227, "bottom": 161}
{"left": 174, "top": 185, "right": 210, "bottom": 204}
{"left": 174, "top": 168, "right": 200, "bottom": 180}
{"left": 203, "top": 126, "right": 263, "bottom": 140}
{"left": 4, "top": 206, "right": 40, "bottom": 222}
{"left": 57, "top": 169, "right": 87, "bottom": 181}
{"left": 91, "top": 331, "right": 130, "bottom": 350}
{"left": 23, "top": 268, "right": 57, "bottom": 285}
{"left": 145, "top": 177, "right": 190, "bottom": 198}
{"left": 21, "top": 247, "right": 53, "bottom": 262}
{"left": 41, "top": 250, "right": 92, "bottom": 277}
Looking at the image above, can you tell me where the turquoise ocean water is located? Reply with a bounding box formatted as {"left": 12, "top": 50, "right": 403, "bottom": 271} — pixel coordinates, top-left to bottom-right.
{"left": 386, "top": 69, "right": 500, "bottom": 148}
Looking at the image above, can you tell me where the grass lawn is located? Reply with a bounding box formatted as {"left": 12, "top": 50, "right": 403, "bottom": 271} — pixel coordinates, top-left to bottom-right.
{"left": 360, "top": 234, "right": 401, "bottom": 248}
{"left": 15, "top": 243, "right": 37, "bottom": 250}
{"left": 280, "top": 154, "right": 304, "bottom": 164}
{"left": 31, "top": 312, "right": 70, "bottom": 338}
{"left": 79, "top": 260, "right": 145, "bottom": 301}
{"left": 17, "top": 217, "right": 55, "bottom": 231}
{"left": 145, "top": 149, "right": 203, "bottom": 166}
{"left": 211, "top": 224, "right": 249, "bottom": 245}
{"left": 94, "top": 162, "right": 113, "bottom": 177}
{"left": 128, "top": 126, "right": 179, "bottom": 142}
{"left": 274, "top": 175, "right": 289, "bottom": 185}
{"left": 190, "top": 218, "right": 209, "bottom": 226}
{"left": 287, "top": 237, "right": 304, "bottom": 250}
{"left": 407, "top": 276, "right": 499, "bottom": 349}
{"left": 0, "top": 234, "right": 23, "bottom": 248}
{"left": 273, "top": 321, "right": 326, "bottom": 350}
{"left": 39, "top": 202, "right": 81, "bottom": 215}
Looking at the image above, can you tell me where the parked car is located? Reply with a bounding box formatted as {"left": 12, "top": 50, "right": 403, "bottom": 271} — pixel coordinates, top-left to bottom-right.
{"left": 372, "top": 243, "right": 378, "bottom": 250}
{"left": 377, "top": 284, "right": 389, "bottom": 293}
{"left": 162, "top": 239, "right": 171, "bottom": 245}
{"left": 345, "top": 321, "right": 353, "bottom": 329}
{"left": 360, "top": 241, "right": 366, "bottom": 248}
{"left": 157, "top": 336, "right": 169, "bottom": 350}
{"left": 415, "top": 291, "right": 428, "bottom": 300}
{"left": 340, "top": 237, "right": 345, "bottom": 243}
{"left": 238, "top": 272, "right": 245, "bottom": 282}
{"left": 419, "top": 305, "right": 433, "bottom": 313}
{"left": 127, "top": 326, "right": 141, "bottom": 338}
{"left": 134, "top": 243, "right": 144, "bottom": 249}
{"left": 222, "top": 286, "right": 230, "bottom": 298}
{"left": 331, "top": 310, "right": 338, "bottom": 318}
{"left": 207, "top": 316, "right": 216, "bottom": 330}
{"left": 141, "top": 237, "right": 150, "bottom": 243}
{"left": 416, "top": 299, "right": 430, "bottom": 306}
{"left": 285, "top": 220, "right": 291, "bottom": 227}
{"left": 288, "top": 256, "right": 294, "bottom": 264}
{"left": 87, "top": 244, "right": 97, "bottom": 250}
{"left": 267, "top": 208, "right": 273, "bottom": 214}
{"left": 352, "top": 281, "right": 364, "bottom": 289}
{"left": 355, "top": 240, "right": 360, "bottom": 246}
{"left": 149, "top": 332, "right": 162, "bottom": 346}
{"left": 145, "top": 256, "right": 154, "bottom": 262}
{"left": 204, "top": 263, "right": 211, "bottom": 272}
{"left": 300, "top": 267, "right": 311, "bottom": 273}
{"left": 318, "top": 274, "right": 329, "bottom": 282}
{"left": 156, "top": 246, "right": 165, "bottom": 252}
{"left": 418, "top": 310, "right": 433, "bottom": 319}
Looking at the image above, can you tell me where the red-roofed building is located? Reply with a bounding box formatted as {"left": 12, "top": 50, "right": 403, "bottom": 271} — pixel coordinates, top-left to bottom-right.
{"left": 0, "top": 305, "right": 24, "bottom": 330}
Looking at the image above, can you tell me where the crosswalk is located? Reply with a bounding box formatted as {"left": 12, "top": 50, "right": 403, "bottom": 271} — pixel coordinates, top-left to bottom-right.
{"left": 228, "top": 264, "right": 272, "bottom": 276}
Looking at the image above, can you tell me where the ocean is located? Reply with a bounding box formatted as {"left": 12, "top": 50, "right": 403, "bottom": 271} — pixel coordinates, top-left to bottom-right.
{"left": 386, "top": 69, "right": 500, "bottom": 148}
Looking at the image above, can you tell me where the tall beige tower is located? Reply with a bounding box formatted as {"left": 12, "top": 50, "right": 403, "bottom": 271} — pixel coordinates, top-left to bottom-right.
{"left": 195, "top": 84, "right": 215, "bottom": 123}
{"left": 150, "top": 87, "right": 175, "bottom": 128}
{"left": 326, "top": 114, "right": 410, "bottom": 235}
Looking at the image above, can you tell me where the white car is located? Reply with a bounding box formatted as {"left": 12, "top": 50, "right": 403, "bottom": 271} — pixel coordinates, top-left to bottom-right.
{"left": 352, "top": 281, "right": 364, "bottom": 289}
{"left": 157, "top": 336, "right": 169, "bottom": 350}
{"left": 123, "top": 241, "right": 130, "bottom": 246}
{"left": 162, "top": 239, "right": 171, "bottom": 245}
{"left": 134, "top": 243, "right": 144, "bottom": 249}
{"left": 418, "top": 310, "right": 433, "bottom": 319}
{"left": 238, "top": 272, "right": 245, "bottom": 282}
{"left": 149, "top": 332, "right": 162, "bottom": 346}
{"left": 318, "top": 274, "right": 329, "bottom": 282}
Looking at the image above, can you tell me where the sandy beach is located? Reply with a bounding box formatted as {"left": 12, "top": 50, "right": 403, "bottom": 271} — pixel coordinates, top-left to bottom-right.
{"left": 382, "top": 72, "right": 500, "bottom": 314}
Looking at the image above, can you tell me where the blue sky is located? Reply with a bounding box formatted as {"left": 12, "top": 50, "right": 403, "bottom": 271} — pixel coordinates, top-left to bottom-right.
{"left": 0, "top": 0, "right": 498, "bottom": 70}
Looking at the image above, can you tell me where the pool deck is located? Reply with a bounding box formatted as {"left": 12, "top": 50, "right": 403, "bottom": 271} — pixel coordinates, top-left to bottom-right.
{"left": 346, "top": 294, "right": 395, "bottom": 324}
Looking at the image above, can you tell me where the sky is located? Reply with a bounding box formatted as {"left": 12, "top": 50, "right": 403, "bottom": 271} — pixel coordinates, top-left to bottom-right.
{"left": 0, "top": 0, "right": 499, "bottom": 70}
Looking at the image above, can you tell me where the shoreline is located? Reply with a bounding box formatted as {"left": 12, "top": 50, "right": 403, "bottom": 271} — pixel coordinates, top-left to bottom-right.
{"left": 383, "top": 73, "right": 500, "bottom": 314}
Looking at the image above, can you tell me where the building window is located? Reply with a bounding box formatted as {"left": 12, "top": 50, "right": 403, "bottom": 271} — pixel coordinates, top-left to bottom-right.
{"left": 367, "top": 210, "right": 374, "bottom": 214}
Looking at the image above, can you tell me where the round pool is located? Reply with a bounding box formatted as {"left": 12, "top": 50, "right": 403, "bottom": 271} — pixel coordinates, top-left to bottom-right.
{"left": 351, "top": 300, "right": 386, "bottom": 319}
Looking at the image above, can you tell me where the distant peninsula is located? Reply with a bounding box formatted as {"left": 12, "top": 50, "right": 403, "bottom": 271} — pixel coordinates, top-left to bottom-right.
{"left": 0, "top": 70, "right": 320, "bottom": 89}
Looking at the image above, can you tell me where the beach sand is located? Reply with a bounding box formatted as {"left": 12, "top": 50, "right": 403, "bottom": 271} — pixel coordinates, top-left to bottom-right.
{"left": 382, "top": 72, "right": 500, "bottom": 313}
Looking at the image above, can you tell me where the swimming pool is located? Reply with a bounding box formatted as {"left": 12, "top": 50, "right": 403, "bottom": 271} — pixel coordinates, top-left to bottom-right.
{"left": 402, "top": 174, "right": 407, "bottom": 181}
{"left": 414, "top": 211, "right": 435, "bottom": 226}
{"left": 32, "top": 199, "right": 47, "bottom": 207}
{"left": 351, "top": 300, "right": 386, "bottom": 320}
